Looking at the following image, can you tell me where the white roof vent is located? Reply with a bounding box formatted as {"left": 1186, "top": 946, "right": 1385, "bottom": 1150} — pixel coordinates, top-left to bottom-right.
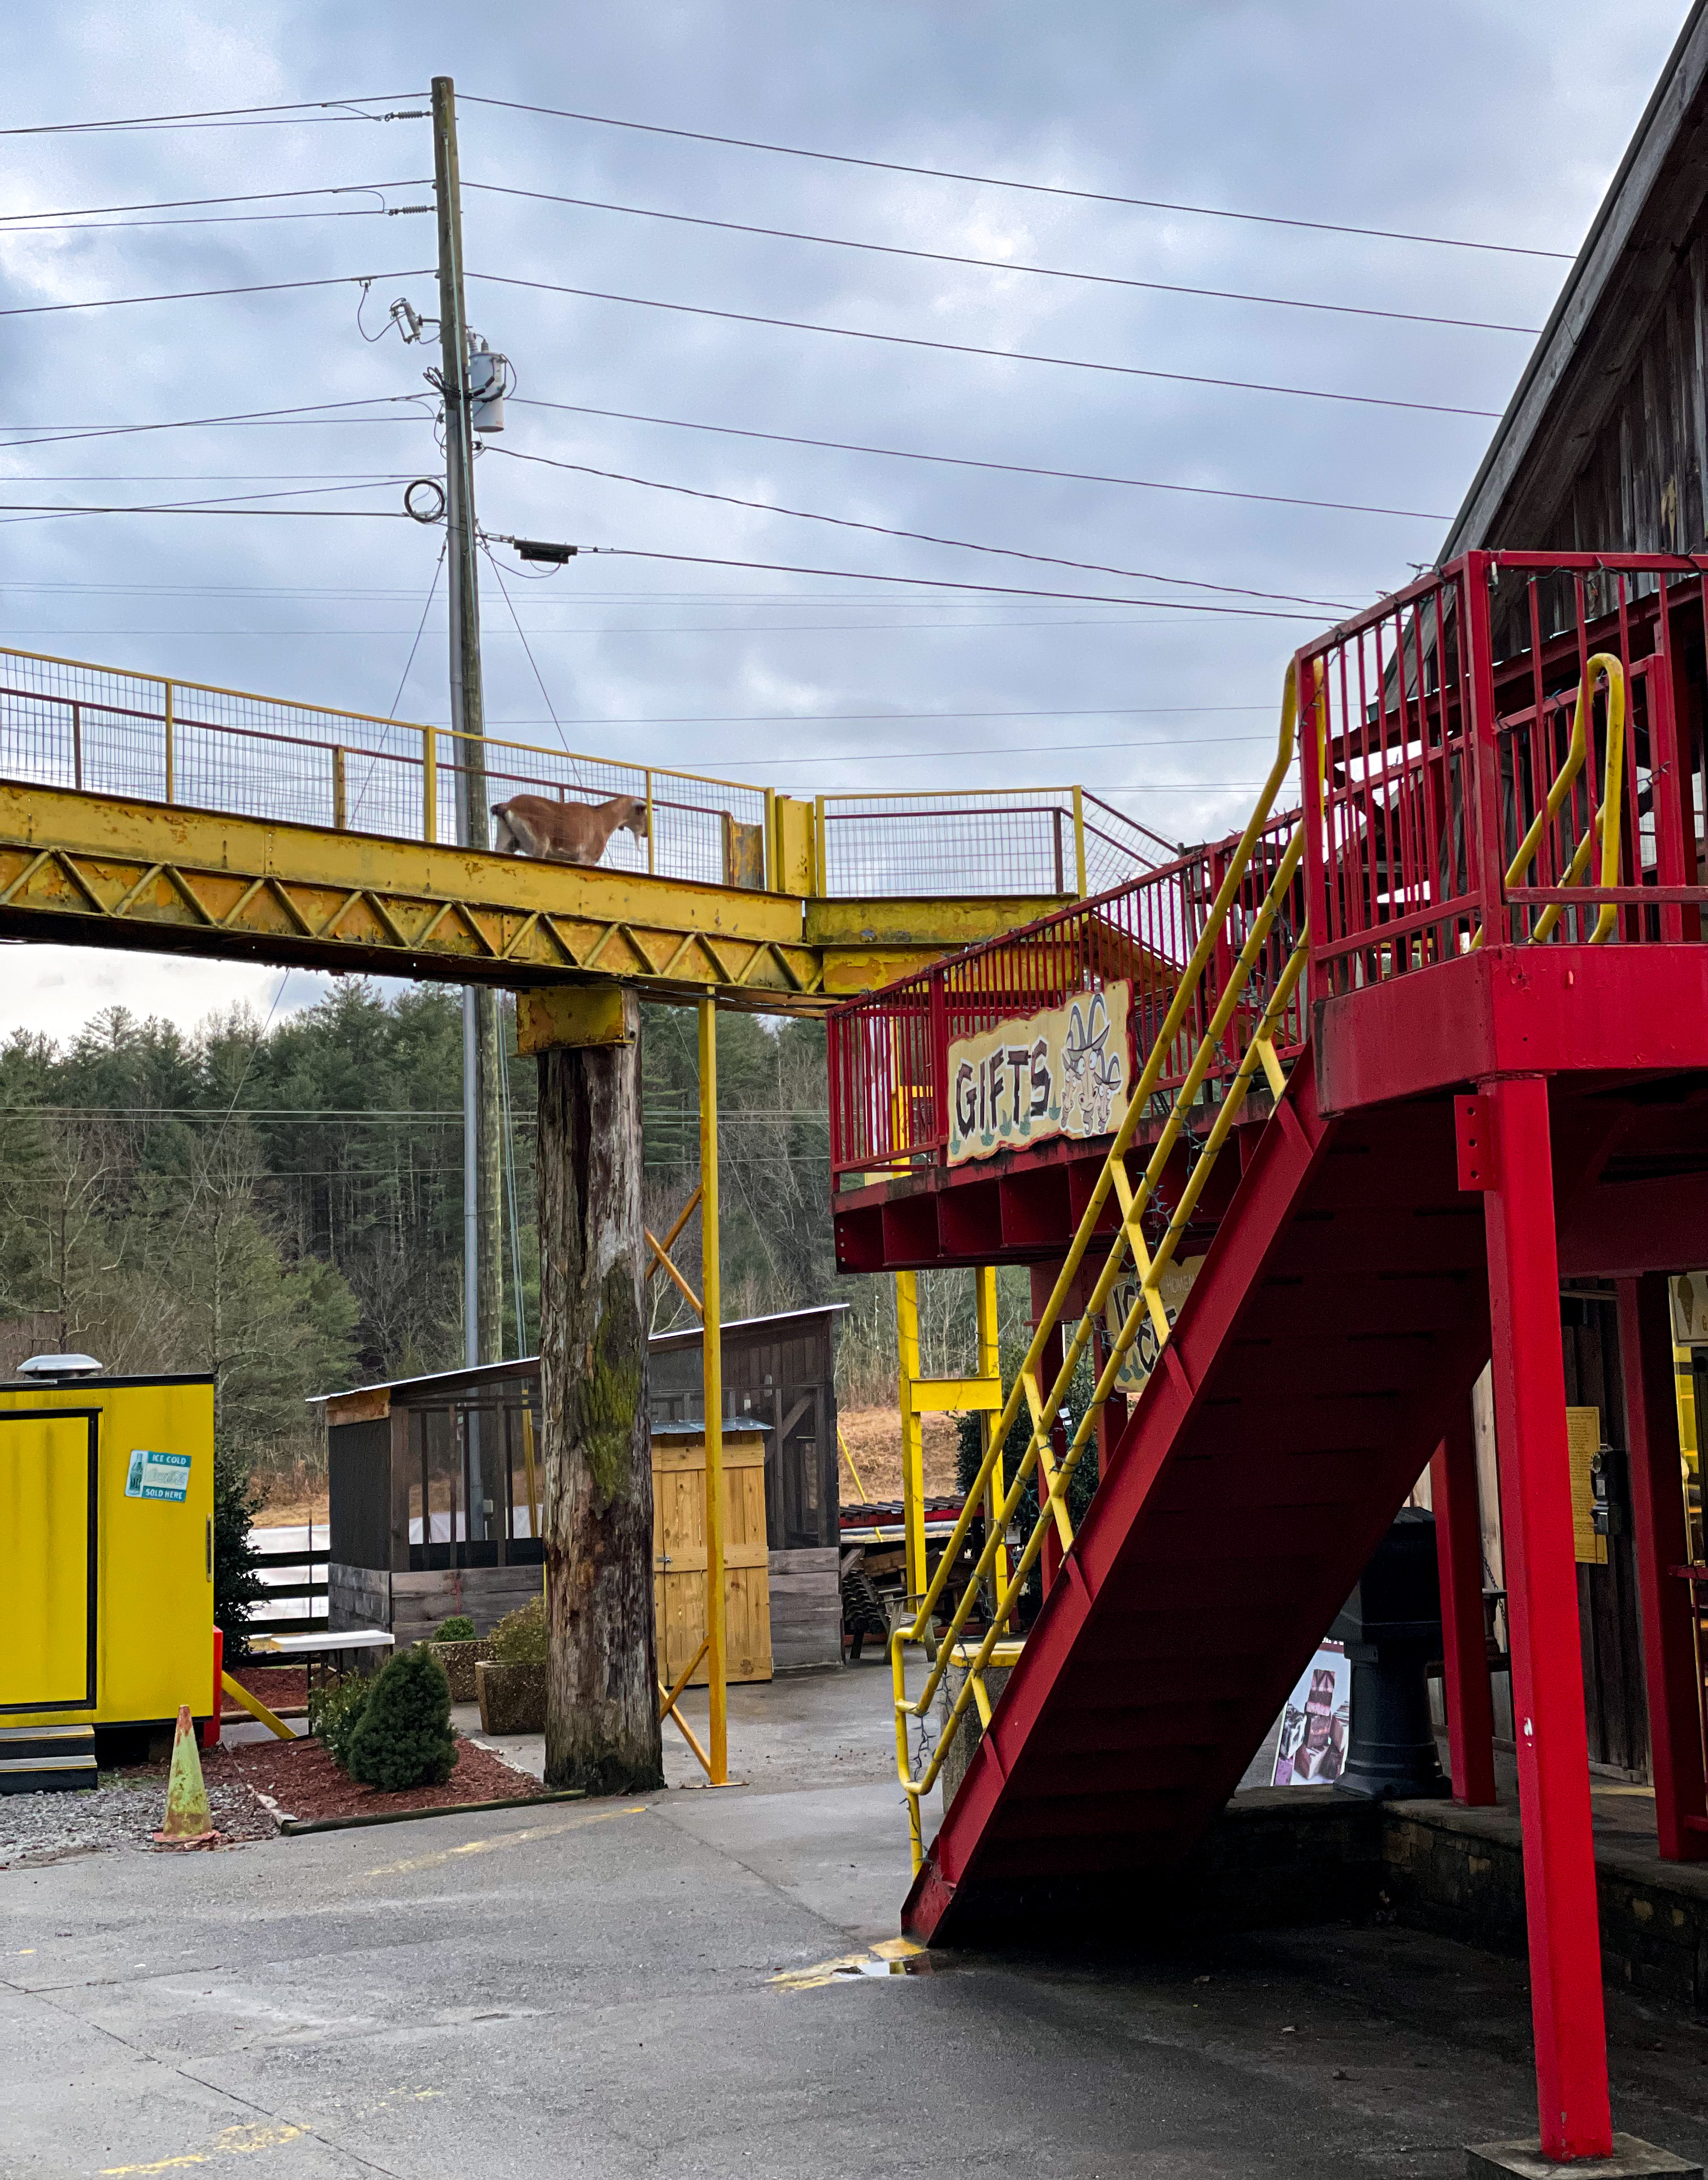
{"left": 16, "top": 1352, "right": 104, "bottom": 1379}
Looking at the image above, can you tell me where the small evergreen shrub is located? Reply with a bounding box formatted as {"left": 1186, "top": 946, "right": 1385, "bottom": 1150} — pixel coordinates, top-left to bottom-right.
{"left": 489, "top": 1593, "right": 547, "bottom": 1667}
{"left": 308, "top": 1673, "right": 372, "bottom": 1770}
{"left": 433, "top": 1613, "right": 477, "bottom": 1642}
{"left": 346, "top": 1646, "right": 457, "bottom": 1791}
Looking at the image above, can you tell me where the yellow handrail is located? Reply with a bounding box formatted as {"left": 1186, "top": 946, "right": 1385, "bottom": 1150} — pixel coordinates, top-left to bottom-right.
{"left": 889, "top": 667, "right": 1311, "bottom": 1873}
{"left": 1480, "top": 652, "right": 1627, "bottom": 948}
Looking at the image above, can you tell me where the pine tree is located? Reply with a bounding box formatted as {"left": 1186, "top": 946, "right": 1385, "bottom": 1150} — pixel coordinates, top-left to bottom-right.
{"left": 345, "top": 1646, "right": 457, "bottom": 1791}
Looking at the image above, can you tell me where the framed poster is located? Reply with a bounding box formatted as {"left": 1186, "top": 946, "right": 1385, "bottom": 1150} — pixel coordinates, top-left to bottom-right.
{"left": 1271, "top": 1642, "right": 1350, "bottom": 1786}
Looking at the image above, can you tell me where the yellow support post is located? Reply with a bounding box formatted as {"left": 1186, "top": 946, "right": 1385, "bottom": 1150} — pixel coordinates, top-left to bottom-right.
{"left": 975, "top": 1265, "right": 1011, "bottom": 1609}
{"left": 422, "top": 722, "right": 437, "bottom": 842}
{"left": 163, "top": 680, "right": 175, "bottom": 806}
{"left": 1071, "top": 786, "right": 1087, "bottom": 898}
{"left": 220, "top": 1670, "right": 292, "bottom": 1742}
{"left": 698, "top": 998, "right": 728, "bottom": 1785}
{"left": 896, "top": 1271, "right": 927, "bottom": 1605}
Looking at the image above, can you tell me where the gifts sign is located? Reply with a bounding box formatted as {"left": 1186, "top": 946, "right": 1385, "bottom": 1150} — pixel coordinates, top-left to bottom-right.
{"left": 948, "top": 984, "right": 1131, "bottom": 1167}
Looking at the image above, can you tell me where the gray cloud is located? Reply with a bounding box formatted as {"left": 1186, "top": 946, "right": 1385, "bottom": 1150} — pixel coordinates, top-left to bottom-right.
{"left": 0, "top": 1, "right": 1689, "bottom": 1028}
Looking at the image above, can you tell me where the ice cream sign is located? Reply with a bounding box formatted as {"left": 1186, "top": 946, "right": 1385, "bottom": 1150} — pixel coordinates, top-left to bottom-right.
{"left": 947, "top": 982, "right": 1131, "bottom": 1166}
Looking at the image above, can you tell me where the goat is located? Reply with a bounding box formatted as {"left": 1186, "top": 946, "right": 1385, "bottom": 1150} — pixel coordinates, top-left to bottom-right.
{"left": 490, "top": 792, "right": 648, "bottom": 868}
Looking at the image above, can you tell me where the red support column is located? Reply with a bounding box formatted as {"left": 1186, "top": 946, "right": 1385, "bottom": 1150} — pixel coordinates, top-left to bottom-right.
{"left": 1616, "top": 1274, "right": 1708, "bottom": 1861}
{"left": 1430, "top": 1411, "right": 1497, "bottom": 1807}
{"left": 1482, "top": 1074, "right": 1613, "bottom": 2162}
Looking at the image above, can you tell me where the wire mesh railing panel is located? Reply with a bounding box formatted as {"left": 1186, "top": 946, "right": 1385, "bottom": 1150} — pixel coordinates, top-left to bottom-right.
{"left": 820, "top": 790, "right": 1084, "bottom": 898}
{"left": 1079, "top": 793, "right": 1175, "bottom": 895}
{"left": 464, "top": 736, "right": 769, "bottom": 887}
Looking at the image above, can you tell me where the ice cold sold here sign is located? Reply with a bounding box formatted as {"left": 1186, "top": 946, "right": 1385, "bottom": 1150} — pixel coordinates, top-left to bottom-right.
{"left": 948, "top": 983, "right": 1131, "bottom": 1165}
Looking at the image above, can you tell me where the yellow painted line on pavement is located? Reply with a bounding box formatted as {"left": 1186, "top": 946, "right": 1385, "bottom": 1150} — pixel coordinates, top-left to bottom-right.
{"left": 363, "top": 1803, "right": 646, "bottom": 1878}
{"left": 101, "top": 2120, "right": 306, "bottom": 2173}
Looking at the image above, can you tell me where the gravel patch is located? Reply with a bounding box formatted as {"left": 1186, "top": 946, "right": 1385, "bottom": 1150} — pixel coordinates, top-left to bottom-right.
{"left": 0, "top": 1765, "right": 277, "bottom": 1870}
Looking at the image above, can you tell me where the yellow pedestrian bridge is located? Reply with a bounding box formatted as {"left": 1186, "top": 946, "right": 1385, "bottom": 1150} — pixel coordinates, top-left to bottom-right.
{"left": 0, "top": 647, "right": 1161, "bottom": 1008}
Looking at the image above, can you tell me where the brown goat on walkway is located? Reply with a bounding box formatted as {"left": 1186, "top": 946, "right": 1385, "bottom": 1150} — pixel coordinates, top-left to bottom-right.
{"left": 491, "top": 792, "right": 648, "bottom": 867}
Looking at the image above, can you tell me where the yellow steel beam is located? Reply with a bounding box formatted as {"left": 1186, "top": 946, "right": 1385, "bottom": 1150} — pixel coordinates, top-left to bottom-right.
{"left": 905, "top": 1377, "right": 1004, "bottom": 1413}
{"left": 0, "top": 781, "right": 1064, "bottom": 1007}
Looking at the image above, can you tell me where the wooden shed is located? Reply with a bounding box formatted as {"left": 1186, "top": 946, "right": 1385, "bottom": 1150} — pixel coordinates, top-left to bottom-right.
{"left": 317, "top": 1304, "right": 844, "bottom": 1669}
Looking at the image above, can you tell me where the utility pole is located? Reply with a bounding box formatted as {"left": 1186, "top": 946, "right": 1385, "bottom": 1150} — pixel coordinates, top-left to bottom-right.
{"left": 432, "top": 74, "right": 506, "bottom": 1381}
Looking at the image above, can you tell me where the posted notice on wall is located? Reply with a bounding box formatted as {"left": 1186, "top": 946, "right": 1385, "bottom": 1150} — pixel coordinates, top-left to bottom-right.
{"left": 1271, "top": 1642, "right": 1350, "bottom": 1786}
{"left": 125, "top": 1448, "right": 190, "bottom": 1502}
{"left": 948, "top": 982, "right": 1131, "bottom": 1166}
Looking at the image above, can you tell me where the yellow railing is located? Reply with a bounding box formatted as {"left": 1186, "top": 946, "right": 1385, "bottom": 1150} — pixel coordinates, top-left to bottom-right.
{"left": 889, "top": 667, "right": 1312, "bottom": 1873}
{"left": 0, "top": 643, "right": 1130, "bottom": 905}
{"left": 1481, "top": 651, "right": 1628, "bottom": 948}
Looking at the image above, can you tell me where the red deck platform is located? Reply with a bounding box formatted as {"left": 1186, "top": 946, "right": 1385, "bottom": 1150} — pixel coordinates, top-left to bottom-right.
{"left": 828, "top": 553, "right": 1708, "bottom": 2163}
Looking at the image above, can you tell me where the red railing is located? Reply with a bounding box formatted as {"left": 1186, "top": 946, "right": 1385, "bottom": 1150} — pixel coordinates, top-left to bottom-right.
{"left": 1297, "top": 550, "right": 1708, "bottom": 1002}
{"left": 830, "top": 551, "right": 1708, "bottom": 1186}
{"left": 829, "top": 810, "right": 1302, "bottom": 1182}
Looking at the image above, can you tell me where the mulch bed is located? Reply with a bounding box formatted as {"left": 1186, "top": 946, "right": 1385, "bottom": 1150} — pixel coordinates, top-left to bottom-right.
{"left": 209, "top": 1733, "right": 544, "bottom": 1824}
{"left": 224, "top": 1664, "right": 309, "bottom": 1717}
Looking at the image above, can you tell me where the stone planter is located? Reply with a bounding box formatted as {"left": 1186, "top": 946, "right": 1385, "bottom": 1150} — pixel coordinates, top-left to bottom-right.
{"left": 425, "top": 1638, "right": 494, "bottom": 1704}
{"left": 476, "top": 1658, "right": 547, "bottom": 1735}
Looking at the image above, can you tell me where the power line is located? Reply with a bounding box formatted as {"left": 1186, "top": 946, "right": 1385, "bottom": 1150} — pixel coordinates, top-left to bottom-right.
{"left": 0, "top": 393, "right": 1448, "bottom": 523}
{"left": 0, "top": 397, "right": 428, "bottom": 452}
{"left": 8, "top": 210, "right": 434, "bottom": 234}
{"left": 469, "top": 271, "right": 1504, "bottom": 420}
{"left": 459, "top": 93, "right": 1576, "bottom": 262}
{"left": 463, "top": 181, "right": 1543, "bottom": 336}
{"left": 0, "top": 478, "right": 416, "bottom": 526}
{"left": 512, "top": 398, "right": 1450, "bottom": 522}
{"left": 0, "top": 97, "right": 429, "bottom": 137}
{"left": 0, "top": 269, "right": 434, "bottom": 321}
{"left": 0, "top": 503, "right": 411, "bottom": 525}
{"left": 560, "top": 545, "right": 1346, "bottom": 623}
{"left": 0, "top": 180, "right": 432, "bottom": 223}
{"left": 0, "top": 473, "right": 419, "bottom": 482}
{"left": 486, "top": 444, "right": 1355, "bottom": 610}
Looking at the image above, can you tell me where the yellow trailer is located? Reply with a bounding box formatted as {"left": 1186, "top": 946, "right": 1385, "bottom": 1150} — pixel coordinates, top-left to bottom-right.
{"left": 0, "top": 1369, "right": 215, "bottom": 1787}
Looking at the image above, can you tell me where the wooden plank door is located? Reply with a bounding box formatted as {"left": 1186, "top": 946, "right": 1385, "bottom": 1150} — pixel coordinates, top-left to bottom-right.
{"left": 653, "top": 1429, "right": 773, "bottom": 1685}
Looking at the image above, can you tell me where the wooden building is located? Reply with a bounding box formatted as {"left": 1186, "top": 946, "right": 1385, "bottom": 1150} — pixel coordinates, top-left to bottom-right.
{"left": 1437, "top": 0, "right": 1708, "bottom": 1778}
{"left": 316, "top": 1304, "right": 844, "bottom": 1670}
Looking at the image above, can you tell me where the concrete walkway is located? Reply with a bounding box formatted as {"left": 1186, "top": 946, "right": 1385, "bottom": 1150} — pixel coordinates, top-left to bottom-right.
{"left": 5, "top": 1661, "right": 1707, "bottom": 2178}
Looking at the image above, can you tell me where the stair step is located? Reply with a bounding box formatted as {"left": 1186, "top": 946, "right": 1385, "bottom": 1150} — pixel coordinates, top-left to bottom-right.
{"left": 1, "top": 1752, "right": 99, "bottom": 1796}
{"left": 0, "top": 1725, "right": 97, "bottom": 1759}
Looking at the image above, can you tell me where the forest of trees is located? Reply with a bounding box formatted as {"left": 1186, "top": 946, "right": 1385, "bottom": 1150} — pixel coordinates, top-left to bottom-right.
{"left": 0, "top": 980, "right": 972, "bottom": 1503}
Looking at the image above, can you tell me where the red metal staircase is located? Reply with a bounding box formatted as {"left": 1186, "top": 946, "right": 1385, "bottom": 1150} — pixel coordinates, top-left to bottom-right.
{"left": 828, "top": 552, "right": 1708, "bottom": 2161}
{"left": 902, "top": 1053, "right": 1493, "bottom": 1939}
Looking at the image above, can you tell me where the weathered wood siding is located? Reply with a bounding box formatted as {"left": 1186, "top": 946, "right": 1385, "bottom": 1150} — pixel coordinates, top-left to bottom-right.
{"left": 767, "top": 1547, "right": 841, "bottom": 1672}
{"left": 1539, "top": 231, "right": 1708, "bottom": 556}
{"left": 390, "top": 1566, "right": 544, "bottom": 1646}
{"left": 329, "top": 1561, "right": 390, "bottom": 1633}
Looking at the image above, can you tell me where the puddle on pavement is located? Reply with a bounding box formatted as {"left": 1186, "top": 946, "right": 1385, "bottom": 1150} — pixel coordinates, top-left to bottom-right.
{"left": 772, "top": 1939, "right": 946, "bottom": 1988}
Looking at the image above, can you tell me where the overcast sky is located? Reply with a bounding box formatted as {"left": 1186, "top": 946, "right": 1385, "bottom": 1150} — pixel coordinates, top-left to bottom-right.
{"left": 1, "top": 1, "right": 1692, "bottom": 1042}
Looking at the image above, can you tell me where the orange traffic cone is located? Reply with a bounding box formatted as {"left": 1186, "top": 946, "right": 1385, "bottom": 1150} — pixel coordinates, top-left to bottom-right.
{"left": 153, "top": 1704, "right": 216, "bottom": 1846}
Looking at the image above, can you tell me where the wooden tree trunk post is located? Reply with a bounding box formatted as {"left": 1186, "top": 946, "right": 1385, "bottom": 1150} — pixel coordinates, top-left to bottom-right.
{"left": 528, "top": 982, "right": 663, "bottom": 1795}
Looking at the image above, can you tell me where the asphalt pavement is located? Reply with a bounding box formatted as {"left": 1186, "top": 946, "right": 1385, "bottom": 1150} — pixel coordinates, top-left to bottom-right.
{"left": 4, "top": 1657, "right": 1706, "bottom": 2179}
